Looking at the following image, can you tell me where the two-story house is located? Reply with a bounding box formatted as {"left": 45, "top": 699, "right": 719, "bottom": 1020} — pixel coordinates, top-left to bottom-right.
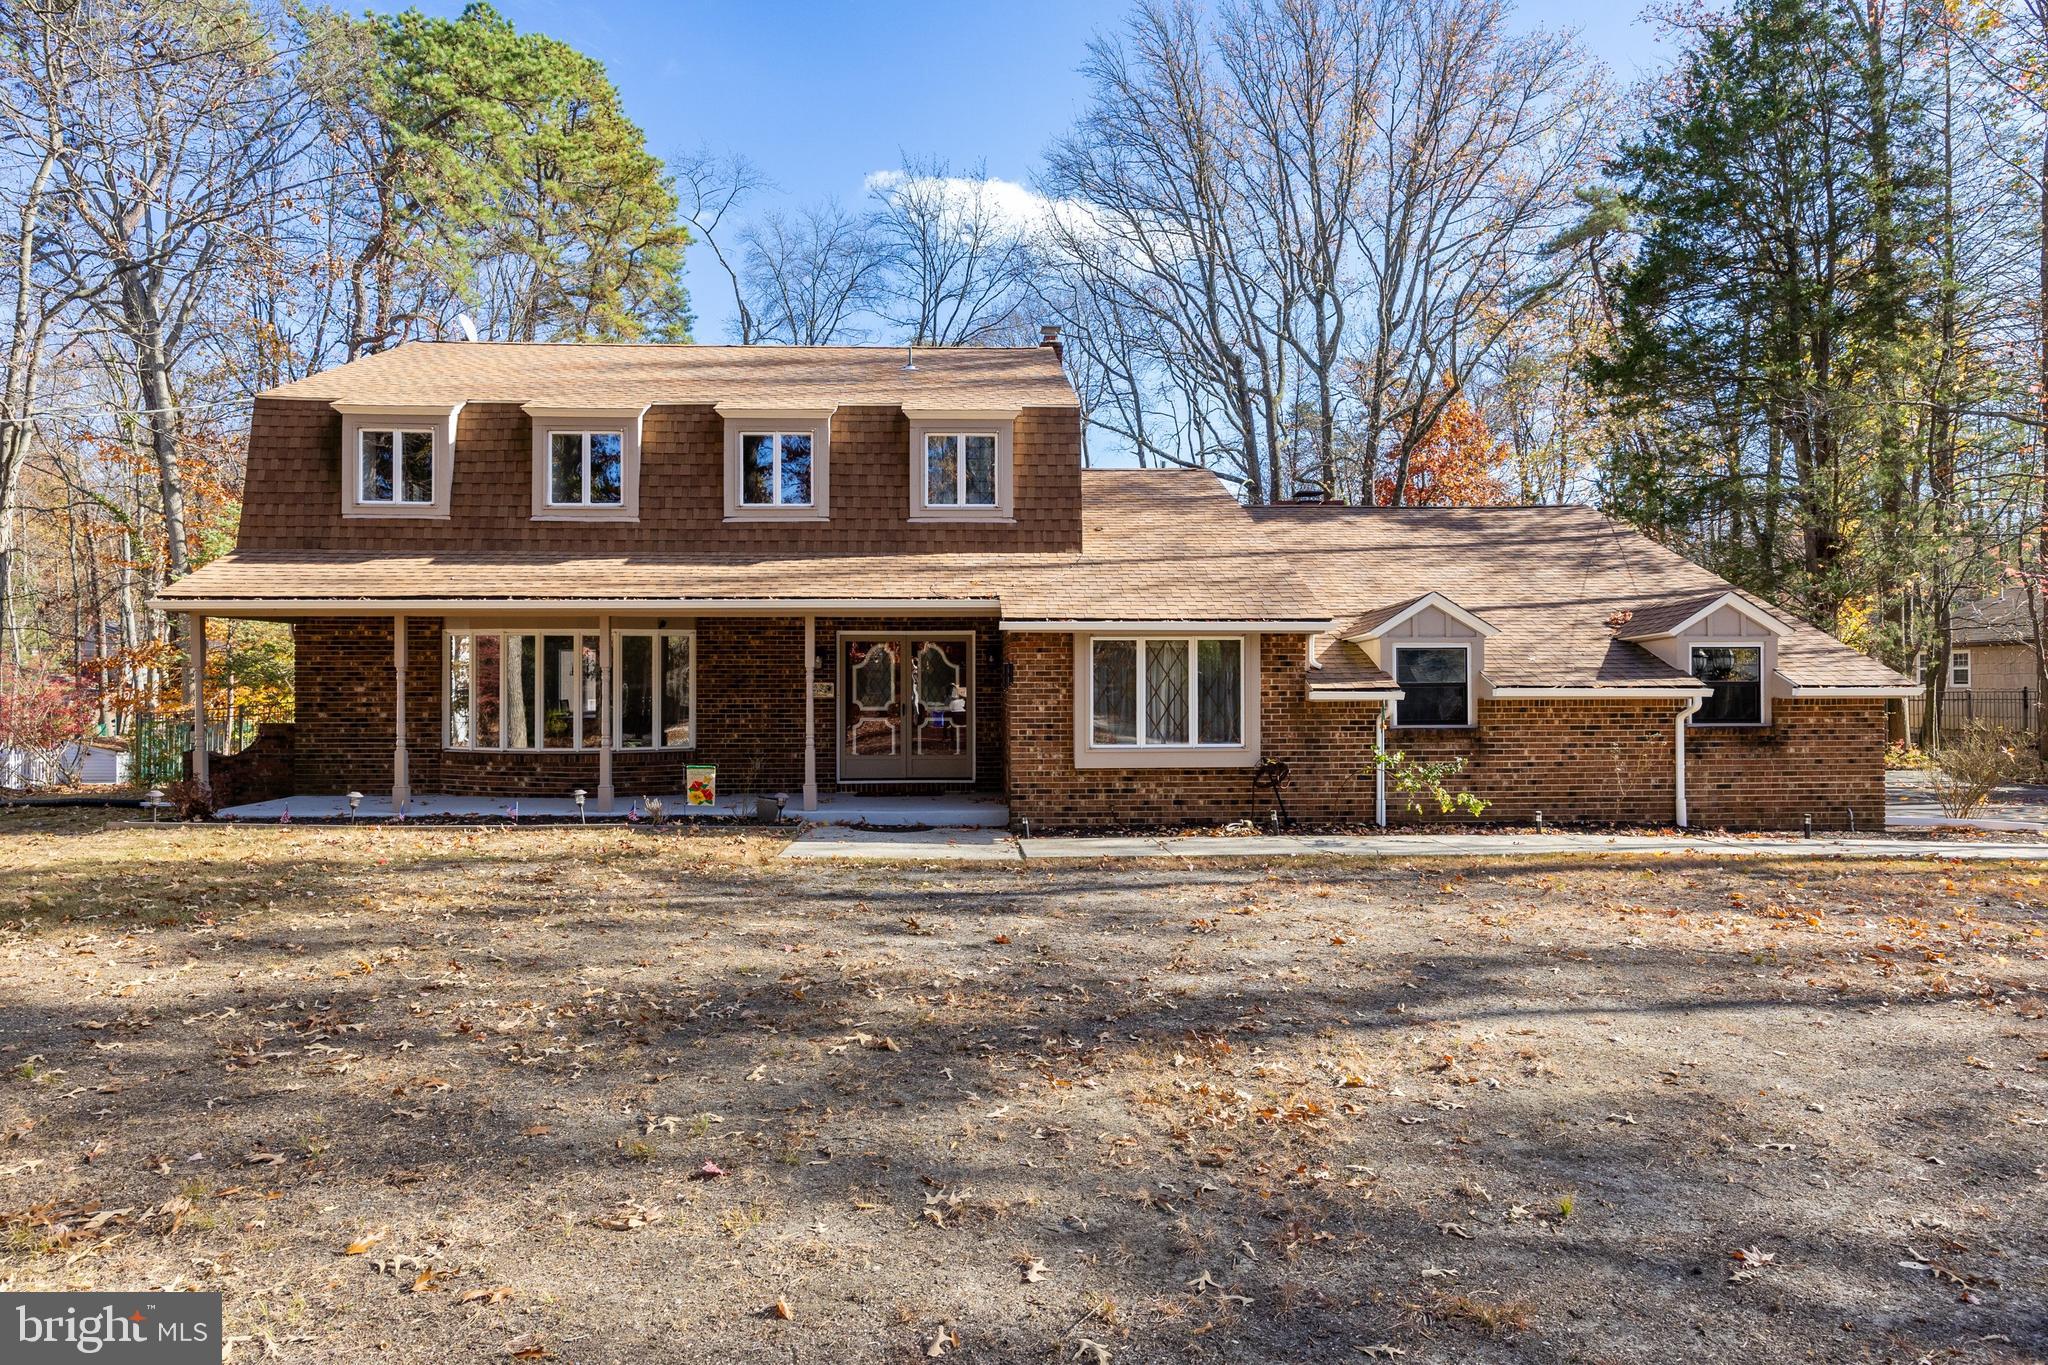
{"left": 155, "top": 335, "right": 1916, "bottom": 829}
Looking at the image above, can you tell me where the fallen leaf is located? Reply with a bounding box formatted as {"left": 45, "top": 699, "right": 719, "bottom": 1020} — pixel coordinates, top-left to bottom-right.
{"left": 1022, "top": 1258, "right": 1049, "bottom": 1284}
{"left": 342, "top": 1231, "right": 384, "bottom": 1256}
{"left": 458, "top": 1287, "right": 514, "bottom": 1306}
{"left": 926, "top": 1324, "right": 958, "bottom": 1356}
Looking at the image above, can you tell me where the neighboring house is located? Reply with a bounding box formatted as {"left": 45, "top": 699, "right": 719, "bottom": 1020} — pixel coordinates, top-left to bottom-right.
{"left": 1947, "top": 587, "right": 2043, "bottom": 692}
{"left": 153, "top": 337, "right": 1915, "bottom": 830}
{"left": 1, "top": 739, "right": 129, "bottom": 789}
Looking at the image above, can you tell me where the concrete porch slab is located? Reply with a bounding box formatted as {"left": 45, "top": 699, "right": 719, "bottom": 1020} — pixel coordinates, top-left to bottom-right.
{"left": 214, "top": 790, "right": 1010, "bottom": 828}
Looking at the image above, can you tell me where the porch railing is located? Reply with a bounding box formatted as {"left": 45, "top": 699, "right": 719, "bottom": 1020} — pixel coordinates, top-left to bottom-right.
{"left": 132, "top": 714, "right": 257, "bottom": 786}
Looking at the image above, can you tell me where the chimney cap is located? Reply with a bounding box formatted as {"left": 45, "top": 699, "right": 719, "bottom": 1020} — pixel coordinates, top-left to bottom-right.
{"left": 1289, "top": 484, "right": 1331, "bottom": 504}
{"left": 1040, "top": 325, "right": 1061, "bottom": 346}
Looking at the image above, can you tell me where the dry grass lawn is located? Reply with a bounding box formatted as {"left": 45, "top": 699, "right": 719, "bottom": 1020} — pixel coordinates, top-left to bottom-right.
{"left": 0, "top": 809, "right": 2043, "bottom": 1363}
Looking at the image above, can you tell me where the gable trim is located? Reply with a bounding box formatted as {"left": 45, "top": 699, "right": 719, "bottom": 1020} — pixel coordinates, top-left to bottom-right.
{"left": 1618, "top": 590, "right": 1790, "bottom": 640}
{"left": 1344, "top": 591, "right": 1499, "bottom": 640}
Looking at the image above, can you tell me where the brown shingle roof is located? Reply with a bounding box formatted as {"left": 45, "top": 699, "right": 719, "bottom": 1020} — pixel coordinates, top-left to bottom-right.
{"left": 1951, "top": 589, "right": 2040, "bottom": 646}
{"left": 1307, "top": 639, "right": 1398, "bottom": 695}
{"left": 260, "top": 341, "right": 1079, "bottom": 410}
{"left": 1247, "top": 504, "right": 1911, "bottom": 691}
{"left": 157, "top": 470, "right": 1329, "bottom": 627}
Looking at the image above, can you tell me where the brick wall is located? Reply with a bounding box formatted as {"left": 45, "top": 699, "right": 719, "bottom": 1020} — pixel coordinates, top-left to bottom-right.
{"left": 1686, "top": 698, "right": 1886, "bottom": 830}
{"left": 237, "top": 400, "right": 1083, "bottom": 555}
{"left": 288, "top": 614, "right": 1002, "bottom": 802}
{"left": 1004, "top": 632, "right": 1886, "bottom": 831}
{"left": 1005, "top": 633, "right": 1382, "bottom": 828}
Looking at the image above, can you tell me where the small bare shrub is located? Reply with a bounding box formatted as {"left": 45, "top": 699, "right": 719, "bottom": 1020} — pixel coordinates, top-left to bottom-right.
{"left": 1928, "top": 723, "right": 2025, "bottom": 817}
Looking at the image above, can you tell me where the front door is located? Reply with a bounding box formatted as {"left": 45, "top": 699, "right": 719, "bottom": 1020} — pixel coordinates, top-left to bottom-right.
{"left": 838, "top": 634, "right": 974, "bottom": 782}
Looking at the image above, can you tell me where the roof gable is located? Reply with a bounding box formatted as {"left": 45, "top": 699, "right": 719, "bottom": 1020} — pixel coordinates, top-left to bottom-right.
{"left": 1614, "top": 590, "right": 1789, "bottom": 641}
{"left": 1343, "top": 591, "right": 1499, "bottom": 640}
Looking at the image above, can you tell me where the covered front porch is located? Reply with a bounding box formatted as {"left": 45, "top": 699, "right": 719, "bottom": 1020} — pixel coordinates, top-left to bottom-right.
{"left": 211, "top": 789, "right": 1010, "bottom": 827}
{"left": 174, "top": 603, "right": 1006, "bottom": 818}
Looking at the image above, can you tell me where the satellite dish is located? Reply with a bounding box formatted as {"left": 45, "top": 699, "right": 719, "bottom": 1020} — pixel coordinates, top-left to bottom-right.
{"left": 454, "top": 313, "right": 479, "bottom": 343}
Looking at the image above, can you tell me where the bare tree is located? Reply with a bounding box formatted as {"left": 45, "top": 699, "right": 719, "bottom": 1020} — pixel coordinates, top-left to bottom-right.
{"left": 739, "top": 202, "right": 886, "bottom": 345}
{"left": 674, "top": 146, "right": 773, "bottom": 343}
{"left": 870, "top": 156, "right": 1038, "bottom": 346}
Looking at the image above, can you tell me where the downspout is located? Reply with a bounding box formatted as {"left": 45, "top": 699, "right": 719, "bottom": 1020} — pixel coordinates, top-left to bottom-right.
{"left": 1675, "top": 696, "right": 1703, "bottom": 828}
{"left": 1374, "top": 704, "right": 1388, "bottom": 828}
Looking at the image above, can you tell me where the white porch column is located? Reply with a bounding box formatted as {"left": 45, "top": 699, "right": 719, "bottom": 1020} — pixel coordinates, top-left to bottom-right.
{"left": 187, "top": 613, "right": 210, "bottom": 797}
{"left": 392, "top": 614, "right": 410, "bottom": 810}
{"left": 596, "top": 615, "right": 614, "bottom": 813}
{"left": 806, "top": 609, "right": 823, "bottom": 810}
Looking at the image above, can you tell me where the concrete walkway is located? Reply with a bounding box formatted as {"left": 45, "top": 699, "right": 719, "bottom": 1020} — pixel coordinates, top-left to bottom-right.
{"left": 782, "top": 826, "right": 2048, "bottom": 862}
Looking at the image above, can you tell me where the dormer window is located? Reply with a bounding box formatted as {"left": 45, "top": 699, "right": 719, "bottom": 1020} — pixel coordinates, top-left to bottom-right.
{"left": 716, "top": 405, "right": 832, "bottom": 521}
{"left": 1392, "top": 646, "right": 1472, "bottom": 727}
{"left": 333, "top": 402, "right": 461, "bottom": 519}
{"left": 525, "top": 404, "right": 644, "bottom": 521}
{"left": 1691, "top": 646, "right": 1763, "bottom": 725}
{"left": 741, "top": 432, "right": 813, "bottom": 506}
{"left": 924, "top": 433, "right": 998, "bottom": 507}
{"left": 906, "top": 409, "right": 1015, "bottom": 521}
{"left": 361, "top": 429, "right": 434, "bottom": 505}
{"left": 549, "top": 431, "right": 623, "bottom": 506}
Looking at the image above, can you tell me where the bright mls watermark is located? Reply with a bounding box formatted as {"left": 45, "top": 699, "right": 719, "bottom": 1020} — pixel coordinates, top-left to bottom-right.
{"left": 4, "top": 1294, "right": 220, "bottom": 1363}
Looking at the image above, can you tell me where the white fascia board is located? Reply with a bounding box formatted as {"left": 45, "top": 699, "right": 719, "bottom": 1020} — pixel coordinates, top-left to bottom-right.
{"left": 521, "top": 402, "right": 651, "bottom": 422}
{"left": 330, "top": 399, "right": 464, "bottom": 419}
{"left": 1489, "top": 685, "right": 1714, "bottom": 698}
{"left": 713, "top": 403, "right": 838, "bottom": 420}
{"left": 1770, "top": 677, "right": 1921, "bottom": 699}
{"left": 1002, "top": 619, "right": 1332, "bottom": 633}
{"left": 900, "top": 405, "right": 1023, "bottom": 421}
{"left": 1309, "top": 688, "right": 1404, "bottom": 702}
{"left": 150, "top": 596, "right": 1000, "bottom": 617}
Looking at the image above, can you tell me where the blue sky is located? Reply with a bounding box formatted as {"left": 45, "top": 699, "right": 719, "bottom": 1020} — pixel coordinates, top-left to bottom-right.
{"left": 413, "top": 1, "right": 1681, "bottom": 341}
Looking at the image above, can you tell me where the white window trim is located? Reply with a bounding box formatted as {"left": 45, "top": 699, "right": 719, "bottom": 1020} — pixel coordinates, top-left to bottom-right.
{"left": 907, "top": 410, "right": 1016, "bottom": 521}
{"left": 1073, "top": 633, "right": 1259, "bottom": 769}
{"left": 1948, "top": 649, "right": 1971, "bottom": 689}
{"left": 334, "top": 402, "right": 461, "bottom": 519}
{"left": 443, "top": 628, "right": 607, "bottom": 753}
{"left": 736, "top": 431, "right": 817, "bottom": 508}
{"left": 717, "top": 405, "right": 832, "bottom": 521}
{"left": 526, "top": 403, "right": 644, "bottom": 520}
{"left": 1688, "top": 641, "right": 1770, "bottom": 727}
{"left": 1390, "top": 643, "right": 1475, "bottom": 729}
{"left": 609, "top": 628, "right": 697, "bottom": 752}
{"left": 443, "top": 626, "right": 696, "bottom": 754}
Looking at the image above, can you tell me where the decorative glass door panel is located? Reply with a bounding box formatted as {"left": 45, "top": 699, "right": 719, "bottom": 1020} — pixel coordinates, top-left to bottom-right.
{"left": 839, "top": 634, "right": 974, "bottom": 781}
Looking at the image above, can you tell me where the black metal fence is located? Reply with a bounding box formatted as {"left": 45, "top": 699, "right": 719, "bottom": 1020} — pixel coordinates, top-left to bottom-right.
{"left": 1903, "top": 688, "right": 2041, "bottom": 740}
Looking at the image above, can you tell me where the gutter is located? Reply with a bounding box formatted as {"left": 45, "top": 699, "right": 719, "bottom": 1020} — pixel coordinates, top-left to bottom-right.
{"left": 1374, "top": 706, "right": 1388, "bottom": 829}
{"left": 1675, "top": 696, "right": 1704, "bottom": 828}
{"left": 149, "top": 596, "right": 1004, "bottom": 617}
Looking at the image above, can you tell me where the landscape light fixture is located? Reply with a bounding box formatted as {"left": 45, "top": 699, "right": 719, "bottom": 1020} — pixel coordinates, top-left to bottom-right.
{"left": 347, "top": 791, "right": 363, "bottom": 822}
{"left": 145, "top": 787, "right": 164, "bottom": 823}
{"left": 573, "top": 788, "right": 588, "bottom": 823}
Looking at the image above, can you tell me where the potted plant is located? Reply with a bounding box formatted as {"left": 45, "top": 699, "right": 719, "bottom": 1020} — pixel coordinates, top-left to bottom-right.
{"left": 743, "top": 756, "right": 781, "bottom": 822}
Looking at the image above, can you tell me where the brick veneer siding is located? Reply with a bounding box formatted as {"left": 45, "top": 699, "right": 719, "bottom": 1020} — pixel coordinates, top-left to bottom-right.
{"left": 288, "top": 614, "right": 1002, "bottom": 802}
{"left": 237, "top": 400, "right": 1083, "bottom": 555}
{"left": 1005, "top": 633, "right": 1382, "bottom": 828}
{"left": 1685, "top": 698, "right": 1886, "bottom": 830}
{"left": 1004, "top": 632, "right": 1886, "bottom": 831}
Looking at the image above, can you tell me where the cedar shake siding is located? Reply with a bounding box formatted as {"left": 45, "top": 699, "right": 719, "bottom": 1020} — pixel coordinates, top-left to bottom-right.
{"left": 235, "top": 399, "right": 1084, "bottom": 555}
{"left": 288, "top": 614, "right": 1004, "bottom": 800}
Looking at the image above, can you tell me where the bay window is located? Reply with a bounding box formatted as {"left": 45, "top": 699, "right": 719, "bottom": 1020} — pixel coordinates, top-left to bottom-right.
{"left": 444, "top": 628, "right": 692, "bottom": 751}
{"left": 1691, "top": 645, "right": 1763, "bottom": 725}
{"left": 1392, "top": 646, "right": 1471, "bottom": 728}
{"left": 1090, "top": 637, "right": 1243, "bottom": 747}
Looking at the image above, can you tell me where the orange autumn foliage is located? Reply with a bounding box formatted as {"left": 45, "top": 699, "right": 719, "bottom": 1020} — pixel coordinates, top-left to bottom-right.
{"left": 1372, "top": 394, "right": 1512, "bottom": 507}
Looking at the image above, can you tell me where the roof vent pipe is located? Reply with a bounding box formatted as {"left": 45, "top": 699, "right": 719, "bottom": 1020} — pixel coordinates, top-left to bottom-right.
{"left": 902, "top": 343, "right": 916, "bottom": 372}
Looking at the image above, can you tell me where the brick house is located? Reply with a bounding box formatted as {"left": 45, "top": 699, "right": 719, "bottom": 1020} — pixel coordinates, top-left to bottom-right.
{"left": 155, "top": 336, "right": 1914, "bottom": 829}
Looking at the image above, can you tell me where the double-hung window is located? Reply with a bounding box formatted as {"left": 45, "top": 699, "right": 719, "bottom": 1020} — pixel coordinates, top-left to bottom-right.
{"left": 923, "top": 432, "right": 998, "bottom": 508}
{"left": 1392, "top": 646, "right": 1471, "bottom": 727}
{"left": 445, "top": 628, "right": 695, "bottom": 752}
{"left": 612, "top": 630, "right": 695, "bottom": 749}
{"left": 1090, "top": 638, "right": 1243, "bottom": 747}
{"left": 740, "top": 432, "right": 813, "bottom": 507}
{"left": 360, "top": 429, "right": 435, "bottom": 505}
{"left": 1690, "top": 645, "right": 1763, "bottom": 725}
{"left": 1948, "top": 650, "right": 1971, "bottom": 689}
{"left": 547, "top": 431, "right": 623, "bottom": 507}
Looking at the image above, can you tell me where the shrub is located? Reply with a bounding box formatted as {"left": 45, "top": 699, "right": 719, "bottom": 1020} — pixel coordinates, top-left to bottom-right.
{"left": 1372, "top": 749, "right": 1488, "bottom": 818}
{"left": 1927, "top": 723, "right": 2025, "bottom": 818}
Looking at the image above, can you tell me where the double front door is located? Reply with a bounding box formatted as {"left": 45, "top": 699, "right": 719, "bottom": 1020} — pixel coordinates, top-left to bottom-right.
{"left": 838, "top": 634, "right": 974, "bottom": 781}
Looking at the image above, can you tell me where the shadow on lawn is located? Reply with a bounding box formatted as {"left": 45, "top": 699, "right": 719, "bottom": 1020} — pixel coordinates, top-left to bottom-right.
{"left": 0, "top": 842, "right": 2041, "bottom": 1362}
